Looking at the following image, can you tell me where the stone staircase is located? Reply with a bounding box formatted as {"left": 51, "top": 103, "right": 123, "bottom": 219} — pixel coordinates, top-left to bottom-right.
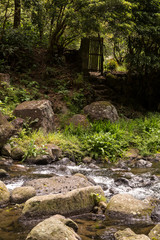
{"left": 88, "top": 72, "right": 123, "bottom": 103}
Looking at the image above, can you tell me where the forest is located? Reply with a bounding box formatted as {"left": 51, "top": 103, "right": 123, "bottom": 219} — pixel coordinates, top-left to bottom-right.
{"left": 0, "top": 0, "right": 160, "bottom": 161}
{"left": 1, "top": 1, "right": 160, "bottom": 240}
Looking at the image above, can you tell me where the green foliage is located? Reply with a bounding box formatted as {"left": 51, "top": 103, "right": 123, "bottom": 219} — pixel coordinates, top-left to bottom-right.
{"left": 91, "top": 193, "right": 107, "bottom": 205}
{"left": 0, "top": 82, "right": 40, "bottom": 117}
{"left": 8, "top": 112, "right": 160, "bottom": 162}
{"left": 105, "top": 59, "right": 118, "bottom": 71}
{"left": 22, "top": 140, "right": 47, "bottom": 161}
{"left": 64, "top": 113, "right": 160, "bottom": 162}
{"left": 0, "top": 28, "right": 36, "bottom": 71}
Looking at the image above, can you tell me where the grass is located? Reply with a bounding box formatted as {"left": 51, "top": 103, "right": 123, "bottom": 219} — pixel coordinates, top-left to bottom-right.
{"left": 1, "top": 72, "right": 160, "bottom": 163}
{"left": 8, "top": 112, "right": 160, "bottom": 163}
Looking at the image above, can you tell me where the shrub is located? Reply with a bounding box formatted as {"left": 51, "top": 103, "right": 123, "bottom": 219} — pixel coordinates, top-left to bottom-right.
{"left": 106, "top": 59, "right": 118, "bottom": 71}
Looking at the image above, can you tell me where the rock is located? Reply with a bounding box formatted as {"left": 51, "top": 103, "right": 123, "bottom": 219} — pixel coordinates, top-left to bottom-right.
{"left": 57, "top": 157, "right": 75, "bottom": 166}
{"left": 149, "top": 224, "right": 160, "bottom": 240}
{"left": 105, "top": 194, "right": 154, "bottom": 224}
{"left": 11, "top": 117, "right": 24, "bottom": 131}
{"left": 52, "top": 215, "right": 78, "bottom": 232}
{"left": 23, "top": 175, "right": 94, "bottom": 195}
{"left": 114, "top": 177, "right": 130, "bottom": 186}
{"left": 0, "top": 180, "right": 10, "bottom": 207}
{"left": 114, "top": 228, "right": 150, "bottom": 240}
{"left": 11, "top": 186, "right": 36, "bottom": 204}
{"left": 83, "top": 101, "right": 119, "bottom": 122}
{"left": 151, "top": 204, "right": 160, "bottom": 222}
{"left": 9, "top": 164, "right": 28, "bottom": 172}
{"left": 135, "top": 159, "right": 152, "bottom": 168}
{"left": 0, "top": 73, "right": 10, "bottom": 85}
{"left": 11, "top": 146, "right": 25, "bottom": 160}
{"left": 0, "top": 157, "right": 13, "bottom": 166}
{"left": 26, "top": 154, "right": 53, "bottom": 165}
{"left": 45, "top": 144, "right": 62, "bottom": 160}
{"left": 13, "top": 100, "right": 54, "bottom": 133}
{"left": 0, "top": 169, "right": 8, "bottom": 178}
{"left": 26, "top": 144, "right": 62, "bottom": 164}
{"left": 26, "top": 215, "right": 81, "bottom": 240}
{"left": 0, "top": 111, "right": 15, "bottom": 149}
{"left": 69, "top": 114, "right": 90, "bottom": 127}
{"left": 1, "top": 143, "right": 12, "bottom": 156}
{"left": 125, "top": 148, "right": 139, "bottom": 158}
{"left": 82, "top": 157, "right": 92, "bottom": 164}
{"left": 22, "top": 186, "right": 104, "bottom": 218}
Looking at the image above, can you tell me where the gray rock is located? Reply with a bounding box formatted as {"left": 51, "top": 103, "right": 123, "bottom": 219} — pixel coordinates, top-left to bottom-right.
{"left": 11, "top": 186, "right": 36, "bottom": 204}
{"left": 23, "top": 175, "right": 94, "bottom": 195}
{"left": 83, "top": 101, "right": 119, "bottom": 122}
{"left": 26, "top": 154, "right": 53, "bottom": 165}
{"left": 0, "top": 111, "right": 15, "bottom": 149}
{"left": 0, "top": 169, "right": 8, "bottom": 178}
{"left": 1, "top": 143, "right": 12, "bottom": 156}
{"left": 82, "top": 157, "right": 92, "bottom": 164}
{"left": 9, "top": 164, "right": 28, "bottom": 172}
{"left": 11, "top": 146, "right": 25, "bottom": 160}
{"left": 0, "top": 157, "right": 13, "bottom": 166}
{"left": 13, "top": 100, "right": 54, "bottom": 133}
{"left": 0, "top": 180, "right": 10, "bottom": 207}
{"left": 136, "top": 159, "right": 152, "bottom": 168}
{"left": 114, "top": 228, "right": 150, "bottom": 240}
{"left": 22, "top": 186, "right": 104, "bottom": 218}
{"left": 26, "top": 215, "right": 81, "bottom": 240}
{"left": 11, "top": 117, "right": 24, "bottom": 131}
{"left": 45, "top": 144, "right": 62, "bottom": 161}
{"left": 105, "top": 193, "right": 154, "bottom": 225}
{"left": 149, "top": 224, "right": 160, "bottom": 240}
{"left": 57, "top": 157, "right": 75, "bottom": 166}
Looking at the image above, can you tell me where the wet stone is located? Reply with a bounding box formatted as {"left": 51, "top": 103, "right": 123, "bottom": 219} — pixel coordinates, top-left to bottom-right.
{"left": 0, "top": 169, "right": 9, "bottom": 178}
{"left": 114, "top": 177, "right": 130, "bottom": 186}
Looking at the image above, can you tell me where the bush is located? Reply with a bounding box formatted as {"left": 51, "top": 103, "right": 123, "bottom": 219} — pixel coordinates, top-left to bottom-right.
{"left": 105, "top": 59, "right": 118, "bottom": 71}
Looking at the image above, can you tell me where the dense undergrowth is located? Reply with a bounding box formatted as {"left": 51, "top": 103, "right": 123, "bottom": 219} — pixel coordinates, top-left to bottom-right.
{"left": 1, "top": 73, "right": 160, "bottom": 163}
{"left": 9, "top": 113, "right": 160, "bottom": 163}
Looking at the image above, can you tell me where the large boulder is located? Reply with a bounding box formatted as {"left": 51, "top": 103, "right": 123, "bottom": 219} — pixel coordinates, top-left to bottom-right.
{"left": 23, "top": 175, "right": 94, "bottom": 195}
{"left": 105, "top": 194, "right": 154, "bottom": 225}
{"left": 149, "top": 224, "right": 160, "bottom": 240}
{"left": 22, "top": 185, "right": 104, "bottom": 218}
{"left": 11, "top": 186, "right": 36, "bottom": 204}
{"left": 26, "top": 215, "right": 81, "bottom": 240}
{"left": 83, "top": 101, "right": 119, "bottom": 122}
{"left": 13, "top": 100, "right": 54, "bottom": 132}
{"left": 0, "top": 180, "right": 10, "bottom": 207}
{"left": 0, "top": 111, "right": 15, "bottom": 149}
{"left": 114, "top": 228, "right": 150, "bottom": 240}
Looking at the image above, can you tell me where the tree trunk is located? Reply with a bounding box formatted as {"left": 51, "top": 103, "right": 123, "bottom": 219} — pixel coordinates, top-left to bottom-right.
{"left": 14, "top": 0, "right": 21, "bottom": 28}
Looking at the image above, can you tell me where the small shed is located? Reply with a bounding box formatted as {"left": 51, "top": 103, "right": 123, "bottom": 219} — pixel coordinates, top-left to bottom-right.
{"left": 80, "top": 37, "right": 103, "bottom": 75}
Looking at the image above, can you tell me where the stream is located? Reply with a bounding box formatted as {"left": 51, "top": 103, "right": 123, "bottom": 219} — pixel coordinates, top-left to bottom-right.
{"left": 0, "top": 158, "right": 160, "bottom": 240}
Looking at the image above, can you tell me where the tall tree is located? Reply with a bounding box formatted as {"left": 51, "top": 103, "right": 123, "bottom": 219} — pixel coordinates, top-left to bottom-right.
{"left": 14, "top": 0, "right": 21, "bottom": 28}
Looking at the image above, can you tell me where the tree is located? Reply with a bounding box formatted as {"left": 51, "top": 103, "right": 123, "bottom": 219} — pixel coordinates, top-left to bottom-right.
{"left": 14, "top": 0, "right": 21, "bottom": 28}
{"left": 106, "top": 0, "right": 160, "bottom": 108}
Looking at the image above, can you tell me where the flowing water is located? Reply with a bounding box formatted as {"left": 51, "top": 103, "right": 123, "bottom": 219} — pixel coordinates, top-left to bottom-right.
{"left": 0, "top": 159, "right": 160, "bottom": 240}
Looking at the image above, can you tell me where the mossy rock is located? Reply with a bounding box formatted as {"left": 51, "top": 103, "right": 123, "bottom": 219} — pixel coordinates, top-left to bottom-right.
{"left": 105, "top": 194, "right": 154, "bottom": 225}
{"left": 0, "top": 180, "right": 10, "bottom": 207}
{"left": 149, "top": 224, "right": 160, "bottom": 240}
{"left": 83, "top": 101, "right": 119, "bottom": 122}
{"left": 26, "top": 215, "right": 81, "bottom": 240}
{"left": 114, "top": 228, "right": 150, "bottom": 240}
{"left": 22, "top": 186, "right": 104, "bottom": 218}
{"left": 0, "top": 111, "right": 15, "bottom": 149}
